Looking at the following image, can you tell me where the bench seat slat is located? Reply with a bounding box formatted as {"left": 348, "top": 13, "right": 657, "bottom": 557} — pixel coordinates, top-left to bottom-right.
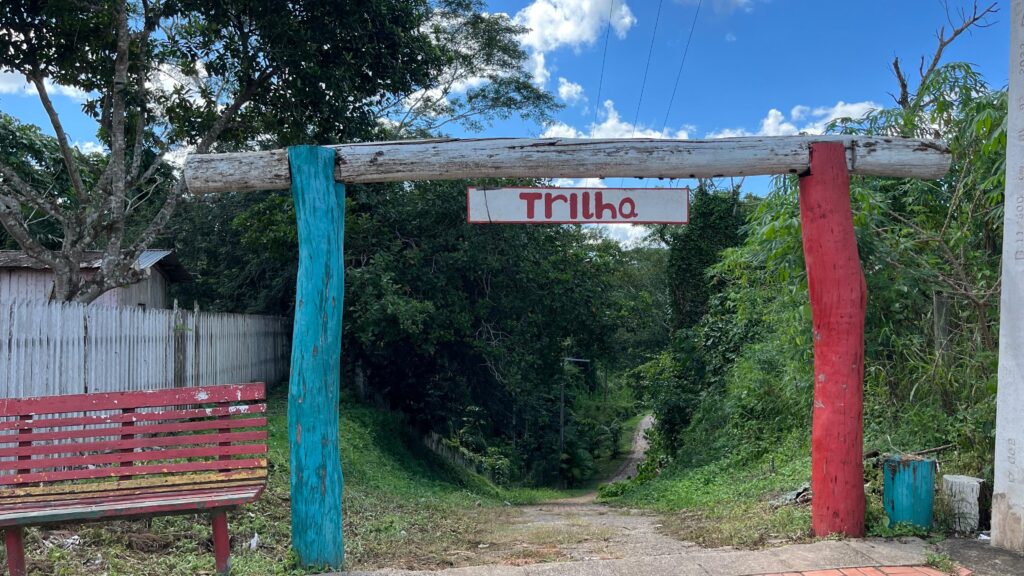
{"left": 0, "top": 443, "right": 268, "bottom": 472}
{"left": 3, "top": 458, "right": 266, "bottom": 485}
{"left": 0, "top": 482, "right": 266, "bottom": 512}
{"left": 0, "top": 479, "right": 266, "bottom": 506}
{"left": 0, "top": 416, "right": 267, "bottom": 444}
{"left": 0, "top": 384, "right": 264, "bottom": 417}
{"left": 0, "top": 430, "right": 267, "bottom": 458}
{"left": 0, "top": 485, "right": 264, "bottom": 527}
{"left": 0, "top": 469, "right": 267, "bottom": 499}
{"left": 0, "top": 404, "right": 267, "bottom": 432}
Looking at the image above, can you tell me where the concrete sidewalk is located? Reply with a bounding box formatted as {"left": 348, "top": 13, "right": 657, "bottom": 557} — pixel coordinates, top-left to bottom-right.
{"left": 338, "top": 537, "right": 947, "bottom": 576}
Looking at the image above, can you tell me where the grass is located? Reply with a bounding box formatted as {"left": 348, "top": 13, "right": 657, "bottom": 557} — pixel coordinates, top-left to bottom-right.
{"left": 5, "top": 391, "right": 562, "bottom": 575}
{"left": 599, "top": 432, "right": 813, "bottom": 549}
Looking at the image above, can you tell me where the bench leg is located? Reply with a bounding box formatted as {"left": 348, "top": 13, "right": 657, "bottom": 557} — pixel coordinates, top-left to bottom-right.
{"left": 212, "top": 510, "right": 230, "bottom": 575}
{"left": 4, "top": 527, "right": 26, "bottom": 576}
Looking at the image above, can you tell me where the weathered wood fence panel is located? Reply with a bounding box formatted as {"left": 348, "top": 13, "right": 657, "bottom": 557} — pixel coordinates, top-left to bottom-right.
{"left": 0, "top": 300, "right": 290, "bottom": 398}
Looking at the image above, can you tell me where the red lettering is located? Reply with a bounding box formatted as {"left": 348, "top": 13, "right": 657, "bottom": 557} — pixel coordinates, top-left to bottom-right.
{"left": 569, "top": 193, "right": 578, "bottom": 219}
{"left": 619, "top": 197, "right": 638, "bottom": 219}
{"left": 545, "top": 193, "right": 568, "bottom": 219}
{"left": 519, "top": 192, "right": 542, "bottom": 219}
{"left": 582, "top": 192, "right": 594, "bottom": 219}
{"left": 595, "top": 192, "right": 617, "bottom": 219}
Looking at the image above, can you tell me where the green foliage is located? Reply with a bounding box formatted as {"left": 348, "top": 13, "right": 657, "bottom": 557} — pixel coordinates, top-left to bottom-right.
{"left": 619, "top": 61, "right": 1006, "bottom": 545}
{"left": 629, "top": 186, "right": 749, "bottom": 449}
{"left": 601, "top": 432, "right": 812, "bottom": 548}
{"left": 167, "top": 178, "right": 656, "bottom": 486}
{"left": 664, "top": 186, "right": 748, "bottom": 331}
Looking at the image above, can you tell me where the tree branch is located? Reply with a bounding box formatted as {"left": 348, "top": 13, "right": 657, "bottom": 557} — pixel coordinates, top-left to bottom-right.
{"left": 0, "top": 161, "right": 66, "bottom": 222}
{"left": 891, "top": 57, "right": 910, "bottom": 110}
{"left": 920, "top": 1, "right": 998, "bottom": 86}
{"left": 0, "top": 194, "right": 57, "bottom": 266}
{"left": 29, "top": 76, "right": 88, "bottom": 202}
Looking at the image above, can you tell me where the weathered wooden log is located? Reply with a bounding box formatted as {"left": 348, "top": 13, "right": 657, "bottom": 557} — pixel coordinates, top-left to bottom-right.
{"left": 943, "top": 475, "right": 984, "bottom": 533}
{"left": 287, "top": 146, "right": 345, "bottom": 568}
{"left": 183, "top": 135, "right": 951, "bottom": 194}
{"left": 801, "top": 142, "right": 866, "bottom": 538}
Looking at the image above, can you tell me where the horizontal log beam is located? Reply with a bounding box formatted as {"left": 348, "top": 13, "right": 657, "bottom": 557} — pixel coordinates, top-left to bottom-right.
{"left": 183, "top": 136, "right": 951, "bottom": 194}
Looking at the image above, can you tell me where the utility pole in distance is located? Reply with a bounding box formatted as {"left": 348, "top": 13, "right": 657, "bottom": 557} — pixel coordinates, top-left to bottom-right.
{"left": 560, "top": 357, "right": 591, "bottom": 456}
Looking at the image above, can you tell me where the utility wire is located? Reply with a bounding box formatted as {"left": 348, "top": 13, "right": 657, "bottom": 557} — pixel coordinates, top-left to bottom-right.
{"left": 625, "top": 0, "right": 665, "bottom": 188}
{"left": 650, "top": 0, "right": 701, "bottom": 190}
{"left": 592, "top": 0, "right": 618, "bottom": 118}
{"left": 661, "top": 0, "right": 702, "bottom": 131}
{"left": 630, "top": 0, "right": 665, "bottom": 137}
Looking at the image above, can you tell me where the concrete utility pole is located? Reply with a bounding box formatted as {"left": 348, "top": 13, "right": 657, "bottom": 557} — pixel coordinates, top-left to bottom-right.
{"left": 993, "top": 0, "right": 1024, "bottom": 554}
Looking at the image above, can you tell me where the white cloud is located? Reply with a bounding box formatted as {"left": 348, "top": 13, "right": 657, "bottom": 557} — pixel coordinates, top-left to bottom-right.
{"left": 705, "top": 100, "right": 880, "bottom": 138}
{"left": 597, "top": 223, "right": 650, "bottom": 247}
{"left": 551, "top": 177, "right": 608, "bottom": 188}
{"left": 0, "top": 71, "right": 89, "bottom": 101}
{"left": 73, "top": 141, "right": 105, "bottom": 155}
{"left": 677, "top": 0, "right": 753, "bottom": 15}
{"left": 557, "top": 77, "right": 585, "bottom": 105}
{"left": 528, "top": 52, "right": 550, "bottom": 86}
{"left": 514, "top": 0, "right": 636, "bottom": 87}
{"left": 515, "top": 0, "right": 637, "bottom": 54}
{"left": 542, "top": 100, "right": 691, "bottom": 140}
{"left": 724, "top": 32, "right": 737, "bottom": 42}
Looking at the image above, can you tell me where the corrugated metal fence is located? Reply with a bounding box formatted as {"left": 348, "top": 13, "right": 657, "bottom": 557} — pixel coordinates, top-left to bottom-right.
{"left": 0, "top": 300, "right": 291, "bottom": 398}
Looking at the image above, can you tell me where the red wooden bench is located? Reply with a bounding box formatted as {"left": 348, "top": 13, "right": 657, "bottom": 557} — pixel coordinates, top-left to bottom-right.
{"left": 0, "top": 383, "right": 268, "bottom": 576}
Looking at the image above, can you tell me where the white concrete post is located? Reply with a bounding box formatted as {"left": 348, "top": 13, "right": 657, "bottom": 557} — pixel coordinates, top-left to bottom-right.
{"left": 993, "top": 0, "right": 1024, "bottom": 553}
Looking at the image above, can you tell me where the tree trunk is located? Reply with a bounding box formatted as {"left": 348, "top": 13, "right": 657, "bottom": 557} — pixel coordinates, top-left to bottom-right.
{"left": 800, "top": 142, "right": 866, "bottom": 538}
{"left": 287, "top": 146, "right": 345, "bottom": 568}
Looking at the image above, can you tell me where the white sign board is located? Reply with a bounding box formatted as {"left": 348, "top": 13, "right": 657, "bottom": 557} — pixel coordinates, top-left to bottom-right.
{"left": 467, "top": 187, "right": 689, "bottom": 224}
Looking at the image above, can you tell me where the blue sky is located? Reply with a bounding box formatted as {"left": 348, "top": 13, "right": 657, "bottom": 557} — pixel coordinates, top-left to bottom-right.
{"left": 0, "top": 0, "right": 1012, "bottom": 243}
{"left": 485, "top": 0, "right": 1008, "bottom": 139}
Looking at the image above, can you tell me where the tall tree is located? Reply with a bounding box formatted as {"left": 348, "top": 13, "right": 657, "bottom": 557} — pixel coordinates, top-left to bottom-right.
{"left": 0, "top": 0, "right": 555, "bottom": 302}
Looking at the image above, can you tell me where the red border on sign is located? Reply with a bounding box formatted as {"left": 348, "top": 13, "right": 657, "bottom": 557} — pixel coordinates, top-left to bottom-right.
{"left": 465, "top": 186, "right": 690, "bottom": 225}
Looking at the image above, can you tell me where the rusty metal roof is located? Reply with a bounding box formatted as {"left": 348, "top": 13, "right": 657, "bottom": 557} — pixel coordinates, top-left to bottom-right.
{"left": 0, "top": 250, "right": 192, "bottom": 283}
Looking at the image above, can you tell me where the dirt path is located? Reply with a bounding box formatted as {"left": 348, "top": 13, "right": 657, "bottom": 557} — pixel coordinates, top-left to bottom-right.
{"left": 341, "top": 415, "right": 938, "bottom": 575}
{"left": 609, "top": 414, "right": 654, "bottom": 484}
{"left": 458, "top": 414, "right": 694, "bottom": 565}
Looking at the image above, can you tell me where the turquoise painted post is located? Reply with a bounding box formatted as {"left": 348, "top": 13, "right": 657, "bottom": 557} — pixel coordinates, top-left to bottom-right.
{"left": 883, "top": 455, "right": 936, "bottom": 529}
{"left": 288, "top": 146, "right": 346, "bottom": 568}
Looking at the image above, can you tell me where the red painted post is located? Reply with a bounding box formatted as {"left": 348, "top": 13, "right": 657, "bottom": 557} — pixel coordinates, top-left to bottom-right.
{"left": 212, "top": 510, "right": 230, "bottom": 575}
{"left": 4, "top": 528, "right": 26, "bottom": 576}
{"left": 799, "top": 142, "right": 867, "bottom": 537}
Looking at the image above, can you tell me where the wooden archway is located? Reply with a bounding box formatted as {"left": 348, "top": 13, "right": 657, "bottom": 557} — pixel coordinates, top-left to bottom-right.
{"left": 184, "top": 135, "right": 951, "bottom": 567}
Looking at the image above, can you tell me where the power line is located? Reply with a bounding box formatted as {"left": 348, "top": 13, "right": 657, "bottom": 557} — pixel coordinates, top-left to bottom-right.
{"left": 630, "top": 0, "right": 665, "bottom": 137}
{"left": 620, "top": 0, "right": 665, "bottom": 188}
{"left": 592, "top": 0, "right": 618, "bottom": 118}
{"left": 661, "top": 0, "right": 702, "bottom": 131}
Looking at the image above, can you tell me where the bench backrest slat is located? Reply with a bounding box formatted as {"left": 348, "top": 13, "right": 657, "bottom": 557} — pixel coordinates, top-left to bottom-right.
{"left": 0, "top": 415, "right": 266, "bottom": 444}
{"left": 0, "top": 430, "right": 267, "bottom": 459}
{"left": 3, "top": 458, "right": 266, "bottom": 485}
{"left": 0, "top": 384, "right": 263, "bottom": 417}
{"left": 0, "top": 404, "right": 266, "bottom": 432}
{"left": 0, "top": 383, "right": 267, "bottom": 491}
{"left": 0, "top": 443, "right": 268, "bottom": 472}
